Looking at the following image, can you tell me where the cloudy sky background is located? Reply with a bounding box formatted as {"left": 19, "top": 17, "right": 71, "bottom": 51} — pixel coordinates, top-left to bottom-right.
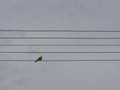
{"left": 0, "top": 0, "right": 120, "bottom": 90}
{"left": 0, "top": 0, "right": 120, "bottom": 30}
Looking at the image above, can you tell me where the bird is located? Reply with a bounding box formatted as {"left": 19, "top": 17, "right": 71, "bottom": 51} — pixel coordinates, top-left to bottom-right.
{"left": 34, "top": 56, "right": 42, "bottom": 63}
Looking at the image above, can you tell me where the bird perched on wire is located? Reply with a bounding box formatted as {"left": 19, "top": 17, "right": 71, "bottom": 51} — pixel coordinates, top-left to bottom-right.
{"left": 34, "top": 56, "right": 42, "bottom": 63}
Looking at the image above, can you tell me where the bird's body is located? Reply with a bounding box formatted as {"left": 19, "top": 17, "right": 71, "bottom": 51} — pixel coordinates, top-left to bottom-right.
{"left": 34, "top": 56, "right": 42, "bottom": 62}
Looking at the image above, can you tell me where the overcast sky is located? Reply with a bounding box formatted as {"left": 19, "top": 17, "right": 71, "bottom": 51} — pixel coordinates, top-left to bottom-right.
{"left": 0, "top": 0, "right": 120, "bottom": 30}
{"left": 0, "top": 0, "right": 120, "bottom": 90}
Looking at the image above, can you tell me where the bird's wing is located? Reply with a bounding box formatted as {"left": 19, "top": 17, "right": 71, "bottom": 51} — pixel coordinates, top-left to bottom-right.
{"left": 34, "top": 56, "right": 42, "bottom": 62}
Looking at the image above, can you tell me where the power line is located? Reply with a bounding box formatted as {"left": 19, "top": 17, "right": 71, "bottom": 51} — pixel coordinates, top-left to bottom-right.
{"left": 1, "top": 52, "right": 120, "bottom": 53}
{"left": 1, "top": 37, "right": 120, "bottom": 39}
{"left": 0, "top": 45, "right": 120, "bottom": 46}
{"left": 1, "top": 30, "right": 120, "bottom": 32}
{"left": 0, "top": 60, "right": 120, "bottom": 62}
{"left": 42, "top": 60, "right": 120, "bottom": 61}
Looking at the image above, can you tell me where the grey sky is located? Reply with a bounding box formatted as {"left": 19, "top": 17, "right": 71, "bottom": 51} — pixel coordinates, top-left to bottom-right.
{"left": 0, "top": 0, "right": 120, "bottom": 90}
{"left": 0, "top": 0, "right": 119, "bottom": 30}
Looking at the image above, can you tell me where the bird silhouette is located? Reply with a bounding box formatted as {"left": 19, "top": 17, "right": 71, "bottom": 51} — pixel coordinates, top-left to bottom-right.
{"left": 34, "top": 56, "right": 42, "bottom": 62}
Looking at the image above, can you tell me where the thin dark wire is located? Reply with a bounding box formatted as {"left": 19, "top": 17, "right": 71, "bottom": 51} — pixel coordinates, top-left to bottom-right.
{"left": 1, "top": 37, "right": 120, "bottom": 39}
{"left": 1, "top": 45, "right": 120, "bottom": 46}
{"left": 43, "top": 60, "right": 120, "bottom": 61}
{"left": 1, "top": 30, "right": 120, "bottom": 32}
{"left": 0, "top": 60, "right": 120, "bottom": 61}
{"left": 1, "top": 52, "right": 120, "bottom": 53}
{"left": 0, "top": 60, "right": 33, "bottom": 61}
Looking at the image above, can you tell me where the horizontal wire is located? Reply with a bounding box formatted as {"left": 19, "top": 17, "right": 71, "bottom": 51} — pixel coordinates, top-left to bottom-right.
{"left": 1, "top": 45, "right": 120, "bottom": 46}
{"left": 0, "top": 60, "right": 120, "bottom": 62}
{"left": 0, "top": 60, "right": 34, "bottom": 61}
{"left": 1, "top": 30, "right": 120, "bottom": 32}
{"left": 0, "top": 51, "right": 118, "bottom": 54}
{"left": 43, "top": 60, "right": 120, "bottom": 61}
{"left": 1, "top": 37, "right": 120, "bottom": 39}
